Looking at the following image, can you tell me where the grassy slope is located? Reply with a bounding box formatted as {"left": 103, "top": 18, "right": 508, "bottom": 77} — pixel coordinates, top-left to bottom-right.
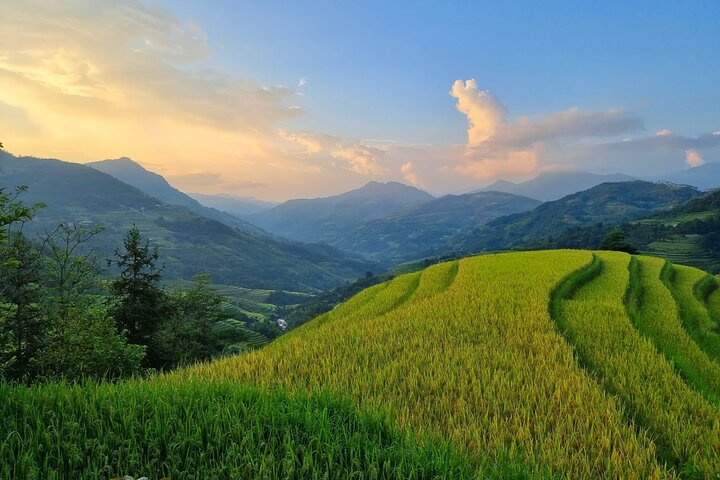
{"left": 627, "top": 256, "right": 720, "bottom": 405}
{"left": 179, "top": 251, "right": 669, "bottom": 478}
{"left": 556, "top": 251, "right": 720, "bottom": 476}
{"left": 8, "top": 250, "right": 720, "bottom": 478}
{"left": 664, "top": 264, "right": 720, "bottom": 363}
{"left": 1, "top": 381, "right": 476, "bottom": 480}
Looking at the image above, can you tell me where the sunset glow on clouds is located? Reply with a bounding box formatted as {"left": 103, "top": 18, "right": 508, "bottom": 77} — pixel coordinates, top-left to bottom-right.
{"left": 1, "top": 1, "right": 718, "bottom": 200}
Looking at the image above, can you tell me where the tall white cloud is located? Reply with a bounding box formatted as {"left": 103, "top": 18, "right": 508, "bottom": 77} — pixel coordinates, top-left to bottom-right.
{"left": 449, "top": 78, "right": 644, "bottom": 181}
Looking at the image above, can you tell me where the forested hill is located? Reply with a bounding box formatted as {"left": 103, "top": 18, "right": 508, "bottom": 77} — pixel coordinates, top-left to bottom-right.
{"left": 0, "top": 152, "right": 371, "bottom": 291}
{"left": 456, "top": 181, "right": 701, "bottom": 253}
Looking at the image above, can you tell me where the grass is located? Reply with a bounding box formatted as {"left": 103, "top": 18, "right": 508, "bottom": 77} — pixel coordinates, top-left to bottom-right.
{"left": 662, "top": 263, "right": 720, "bottom": 363}
{"left": 8, "top": 249, "right": 720, "bottom": 478}
{"left": 555, "top": 250, "right": 720, "bottom": 476}
{"left": 178, "top": 251, "right": 671, "bottom": 478}
{"left": 705, "top": 277, "right": 720, "bottom": 332}
{"left": 1, "top": 380, "right": 478, "bottom": 480}
{"left": 624, "top": 256, "right": 720, "bottom": 405}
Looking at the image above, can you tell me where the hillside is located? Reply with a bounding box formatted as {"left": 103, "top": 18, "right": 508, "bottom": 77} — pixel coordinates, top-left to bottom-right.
{"left": 88, "top": 158, "right": 264, "bottom": 234}
{"left": 534, "top": 189, "right": 720, "bottom": 273}
{"left": 480, "top": 171, "right": 635, "bottom": 201}
{"left": 246, "top": 181, "right": 434, "bottom": 245}
{"left": 189, "top": 192, "right": 277, "bottom": 216}
{"left": 458, "top": 181, "right": 701, "bottom": 253}
{"left": 335, "top": 190, "right": 541, "bottom": 262}
{"left": 0, "top": 152, "right": 371, "bottom": 291}
{"left": 6, "top": 250, "right": 720, "bottom": 478}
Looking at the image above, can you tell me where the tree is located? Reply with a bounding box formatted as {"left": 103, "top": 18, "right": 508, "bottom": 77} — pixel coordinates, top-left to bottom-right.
{"left": 599, "top": 227, "right": 638, "bottom": 254}
{"left": 0, "top": 186, "right": 41, "bottom": 259}
{"left": 108, "top": 225, "right": 169, "bottom": 357}
{"left": 156, "top": 274, "right": 266, "bottom": 368}
{"left": 40, "top": 304, "right": 145, "bottom": 380}
{"left": 40, "top": 223, "right": 104, "bottom": 322}
{"left": 0, "top": 233, "right": 47, "bottom": 380}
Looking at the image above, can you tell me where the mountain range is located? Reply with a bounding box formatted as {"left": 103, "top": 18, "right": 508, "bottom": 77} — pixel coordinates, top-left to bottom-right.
{"left": 246, "top": 181, "right": 435, "bottom": 245}
{"left": 88, "top": 158, "right": 265, "bottom": 235}
{"left": 189, "top": 192, "right": 276, "bottom": 217}
{"left": 0, "top": 152, "right": 371, "bottom": 292}
{"left": 457, "top": 181, "right": 702, "bottom": 254}
{"left": 479, "top": 171, "right": 637, "bottom": 201}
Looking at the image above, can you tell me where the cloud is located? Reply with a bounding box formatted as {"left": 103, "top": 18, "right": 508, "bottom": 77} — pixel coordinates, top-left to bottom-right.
{"left": 282, "top": 131, "right": 388, "bottom": 175}
{"left": 400, "top": 161, "right": 421, "bottom": 187}
{"left": 0, "top": 0, "right": 300, "bottom": 132}
{"left": 685, "top": 149, "right": 705, "bottom": 168}
{"left": 330, "top": 146, "right": 387, "bottom": 175}
{"left": 455, "top": 148, "right": 540, "bottom": 181}
{"left": 656, "top": 129, "right": 673, "bottom": 137}
{"left": 449, "top": 79, "right": 643, "bottom": 182}
{"left": 450, "top": 79, "right": 505, "bottom": 145}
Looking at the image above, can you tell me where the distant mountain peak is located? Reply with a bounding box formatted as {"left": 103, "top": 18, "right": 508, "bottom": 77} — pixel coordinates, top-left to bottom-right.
{"left": 478, "top": 171, "right": 636, "bottom": 202}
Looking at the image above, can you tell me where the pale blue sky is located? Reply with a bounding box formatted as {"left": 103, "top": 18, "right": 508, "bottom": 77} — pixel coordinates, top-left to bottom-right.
{"left": 158, "top": 1, "right": 720, "bottom": 143}
{"left": 2, "top": 0, "right": 719, "bottom": 199}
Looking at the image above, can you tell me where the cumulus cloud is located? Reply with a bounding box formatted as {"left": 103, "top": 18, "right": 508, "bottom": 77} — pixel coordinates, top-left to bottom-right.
{"left": 685, "top": 149, "right": 705, "bottom": 168}
{"left": 400, "top": 161, "right": 422, "bottom": 186}
{"left": 656, "top": 129, "right": 673, "bottom": 137}
{"left": 450, "top": 79, "right": 505, "bottom": 145}
{"left": 449, "top": 79, "right": 643, "bottom": 182}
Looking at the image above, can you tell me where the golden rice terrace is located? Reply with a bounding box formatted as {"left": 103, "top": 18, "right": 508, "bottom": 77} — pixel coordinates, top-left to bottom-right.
{"left": 5, "top": 250, "right": 720, "bottom": 479}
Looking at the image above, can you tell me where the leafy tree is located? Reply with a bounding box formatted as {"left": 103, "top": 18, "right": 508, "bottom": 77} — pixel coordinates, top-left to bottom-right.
{"left": 40, "top": 304, "right": 145, "bottom": 380}
{"left": 0, "top": 233, "right": 47, "bottom": 380}
{"left": 599, "top": 227, "right": 638, "bottom": 254}
{"left": 108, "top": 225, "right": 169, "bottom": 358}
{"left": 40, "top": 223, "right": 104, "bottom": 322}
{"left": 156, "top": 274, "right": 267, "bottom": 367}
{"left": 0, "top": 186, "right": 41, "bottom": 259}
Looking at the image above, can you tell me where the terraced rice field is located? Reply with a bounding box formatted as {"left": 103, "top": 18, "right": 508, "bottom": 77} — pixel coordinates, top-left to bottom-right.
{"left": 4, "top": 250, "right": 720, "bottom": 478}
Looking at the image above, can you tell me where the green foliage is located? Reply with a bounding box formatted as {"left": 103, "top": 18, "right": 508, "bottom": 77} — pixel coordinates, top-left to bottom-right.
{"left": 155, "top": 274, "right": 268, "bottom": 368}
{"left": 599, "top": 227, "right": 638, "bottom": 253}
{"left": 0, "top": 380, "right": 478, "bottom": 480}
{"left": 39, "top": 305, "right": 145, "bottom": 380}
{"left": 39, "top": 223, "right": 105, "bottom": 321}
{"left": 0, "top": 234, "right": 46, "bottom": 380}
{"left": 108, "top": 225, "right": 169, "bottom": 350}
{"left": 0, "top": 186, "right": 41, "bottom": 254}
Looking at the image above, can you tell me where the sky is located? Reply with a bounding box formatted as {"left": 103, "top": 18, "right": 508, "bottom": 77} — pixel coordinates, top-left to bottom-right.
{"left": 0, "top": 0, "right": 719, "bottom": 201}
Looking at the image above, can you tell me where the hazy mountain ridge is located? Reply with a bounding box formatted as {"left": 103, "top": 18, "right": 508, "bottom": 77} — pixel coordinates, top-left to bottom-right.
{"left": 0, "top": 152, "right": 372, "bottom": 291}
{"left": 89, "top": 158, "right": 266, "bottom": 235}
{"left": 189, "top": 192, "right": 277, "bottom": 217}
{"left": 480, "top": 171, "right": 636, "bottom": 201}
{"left": 247, "top": 181, "right": 435, "bottom": 245}
{"left": 654, "top": 162, "right": 720, "bottom": 190}
{"left": 334, "top": 191, "right": 541, "bottom": 262}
